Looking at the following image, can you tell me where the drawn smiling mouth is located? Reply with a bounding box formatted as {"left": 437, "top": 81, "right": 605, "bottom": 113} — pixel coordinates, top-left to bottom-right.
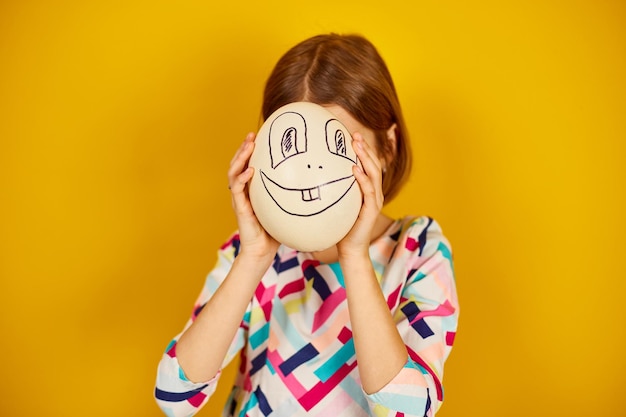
{"left": 260, "top": 170, "right": 357, "bottom": 217}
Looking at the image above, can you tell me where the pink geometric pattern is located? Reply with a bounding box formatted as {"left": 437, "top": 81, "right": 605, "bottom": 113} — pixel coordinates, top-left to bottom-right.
{"left": 155, "top": 216, "right": 459, "bottom": 417}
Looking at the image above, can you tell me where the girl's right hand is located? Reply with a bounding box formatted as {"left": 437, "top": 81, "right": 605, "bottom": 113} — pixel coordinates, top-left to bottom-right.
{"left": 227, "top": 132, "right": 280, "bottom": 261}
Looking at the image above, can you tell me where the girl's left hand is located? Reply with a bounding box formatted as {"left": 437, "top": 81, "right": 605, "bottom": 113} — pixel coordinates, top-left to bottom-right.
{"left": 336, "top": 132, "right": 385, "bottom": 257}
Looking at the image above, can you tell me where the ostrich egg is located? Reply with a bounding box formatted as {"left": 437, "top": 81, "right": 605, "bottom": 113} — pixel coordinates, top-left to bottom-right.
{"left": 248, "top": 101, "right": 362, "bottom": 252}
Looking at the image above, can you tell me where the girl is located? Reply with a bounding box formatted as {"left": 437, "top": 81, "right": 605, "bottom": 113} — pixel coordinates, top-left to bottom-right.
{"left": 155, "top": 33, "right": 459, "bottom": 417}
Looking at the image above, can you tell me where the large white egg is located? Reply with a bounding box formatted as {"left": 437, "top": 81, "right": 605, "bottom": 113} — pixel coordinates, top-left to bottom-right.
{"left": 249, "top": 102, "right": 362, "bottom": 252}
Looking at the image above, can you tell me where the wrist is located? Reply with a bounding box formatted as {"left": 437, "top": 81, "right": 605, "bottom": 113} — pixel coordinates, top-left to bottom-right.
{"left": 234, "top": 250, "right": 276, "bottom": 272}
{"left": 337, "top": 246, "right": 370, "bottom": 265}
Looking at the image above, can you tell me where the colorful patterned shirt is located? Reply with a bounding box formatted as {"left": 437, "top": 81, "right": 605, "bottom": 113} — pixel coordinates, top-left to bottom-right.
{"left": 155, "top": 216, "right": 459, "bottom": 417}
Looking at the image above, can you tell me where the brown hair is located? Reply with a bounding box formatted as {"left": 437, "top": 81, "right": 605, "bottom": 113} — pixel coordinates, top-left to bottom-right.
{"left": 262, "top": 33, "right": 412, "bottom": 203}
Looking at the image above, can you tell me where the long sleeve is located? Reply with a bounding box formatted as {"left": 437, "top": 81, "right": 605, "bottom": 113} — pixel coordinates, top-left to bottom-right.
{"left": 364, "top": 217, "right": 459, "bottom": 417}
{"left": 155, "top": 234, "right": 250, "bottom": 417}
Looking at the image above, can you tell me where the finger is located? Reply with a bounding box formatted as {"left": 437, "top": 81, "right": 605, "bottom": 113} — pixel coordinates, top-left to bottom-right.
{"left": 231, "top": 165, "right": 254, "bottom": 192}
{"left": 231, "top": 132, "right": 254, "bottom": 162}
{"left": 228, "top": 135, "right": 256, "bottom": 188}
{"left": 229, "top": 132, "right": 256, "bottom": 169}
{"left": 352, "top": 137, "right": 384, "bottom": 200}
{"left": 230, "top": 166, "right": 254, "bottom": 214}
{"left": 352, "top": 133, "right": 382, "bottom": 177}
{"left": 352, "top": 135, "right": 385, "bottom": 207}
{"left": 353, "top": 164, "right": 383, "bottom": 207}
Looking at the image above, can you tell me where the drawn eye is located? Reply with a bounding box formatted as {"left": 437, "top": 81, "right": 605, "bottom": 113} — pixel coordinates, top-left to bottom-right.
{"left": 281, "top": 127, "right": 298, "bottom": 158}
{"left": 269, "top": 112, "right": 308, "bottom": 168}
{"left": 325, "top": 119, "right": 356, "bottom": 163}
{"left": 334, "top": 130, "right": 347, "bottom": 156}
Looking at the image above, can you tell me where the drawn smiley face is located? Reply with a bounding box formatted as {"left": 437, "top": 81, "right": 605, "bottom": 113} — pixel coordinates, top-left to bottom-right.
{"left": 249, "top": 102, "right": 363, "bottom": 251}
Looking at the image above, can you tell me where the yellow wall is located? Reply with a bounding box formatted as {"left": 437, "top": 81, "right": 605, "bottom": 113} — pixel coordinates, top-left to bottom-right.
{"left": 1, "top": 1, "right": 624, "bottom": 416}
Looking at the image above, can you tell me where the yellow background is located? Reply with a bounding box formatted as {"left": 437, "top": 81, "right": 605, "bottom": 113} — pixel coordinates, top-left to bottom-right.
{"left": 1, "top": 1, "right": 624, "bottom": 416}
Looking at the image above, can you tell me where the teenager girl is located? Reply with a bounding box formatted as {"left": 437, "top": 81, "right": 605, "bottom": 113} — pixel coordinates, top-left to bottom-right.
{"left": 155, "top": 33, "right": 459, "bottom": 417}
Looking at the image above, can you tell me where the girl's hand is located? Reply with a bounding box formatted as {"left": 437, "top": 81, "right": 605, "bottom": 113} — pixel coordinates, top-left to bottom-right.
{"left": 227, "top": 132, "right": 280, "bottom": 261}
{"left": 336, "top": 132, "right": 385, "bottom": 258}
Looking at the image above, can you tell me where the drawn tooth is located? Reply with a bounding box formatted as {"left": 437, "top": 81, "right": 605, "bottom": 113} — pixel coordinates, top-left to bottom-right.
{"left": 312, "top": 186, "right": 320, "bottom": 200}
{"left": 300, "top": 187, "right": 321, "bottom": 202}
{"left": 300, "top": 187, "right": 321, "bottom": 201}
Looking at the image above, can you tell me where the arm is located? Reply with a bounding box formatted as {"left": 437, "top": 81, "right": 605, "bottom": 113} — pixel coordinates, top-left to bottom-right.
{"left": 154, "top": 236, "right": 255, "bottom": 417}
{"left": 337, "top": 133, "right": 408, "bottom": 394}
{"left": 366, "top": 219, "right": 458, "bottom": 416}
{"left": 339, "top": 252, "right": 409, "bottom": 394}
{"left": 338, "top": 135, "right": 458, "bottom": 416}
{"left": 176, "top": 251, "right": 274, "bottom": 382}
{"left": 342, "top": 218, "right": 459, "bottom": 417}
{"left": 177, "top": 132, "right": 279, "bottom": 382}
{"left": 154, "top": 133, "right": 279, "bottom": 416}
